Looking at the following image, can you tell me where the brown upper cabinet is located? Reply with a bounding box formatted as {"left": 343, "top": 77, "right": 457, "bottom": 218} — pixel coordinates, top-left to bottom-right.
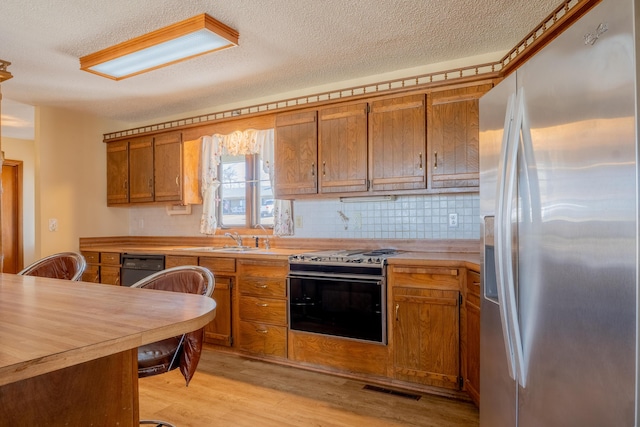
{"left": 427, "top": 84, "right": 491, "bottom": 190}
{"left": 274, "top": 111, "right": 318, "bottom": 198}
{"left": 106, "top": 132, "right": 201, "bottom": 206}
{"left": 369, "top": 94, "right": 426, "bottom": 192}
{"left": 318, "top": 103, "right": 368, "bottom": 194}
{"left": 106, "top": 140, "right": 129, "bottom": 205}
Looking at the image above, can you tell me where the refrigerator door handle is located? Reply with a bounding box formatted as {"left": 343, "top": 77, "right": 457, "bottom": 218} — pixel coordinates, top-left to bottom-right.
{"left": 494, "top": 92, "right": 518, "bottom": 381}
{"left": 503, "top": 88, "right": 528, "bottom": 388}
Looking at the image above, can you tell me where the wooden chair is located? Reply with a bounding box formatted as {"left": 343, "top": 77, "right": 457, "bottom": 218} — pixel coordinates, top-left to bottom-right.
{"left": 130, "top": 265, "right": 215, "bottom": 427}
{"left": 17, "top": 251, "right": 86, "bottom": 281}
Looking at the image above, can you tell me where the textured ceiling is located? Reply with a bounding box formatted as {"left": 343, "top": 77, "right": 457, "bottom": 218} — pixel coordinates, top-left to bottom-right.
{"left": 0, "top": 0, "right": 560, "bottom": 133}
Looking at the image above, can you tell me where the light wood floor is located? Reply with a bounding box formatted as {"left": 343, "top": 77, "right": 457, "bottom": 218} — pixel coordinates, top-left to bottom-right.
{"left": 138, "top": 347, "right": 479, "bottom": 427}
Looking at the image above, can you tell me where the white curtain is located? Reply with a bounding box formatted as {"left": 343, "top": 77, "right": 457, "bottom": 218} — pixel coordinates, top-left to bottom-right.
{"left": 199, "top": 129, "right": 294, "bottom": 236}
{"left": 199, "top": 135, "right": 223, "bottom": 234}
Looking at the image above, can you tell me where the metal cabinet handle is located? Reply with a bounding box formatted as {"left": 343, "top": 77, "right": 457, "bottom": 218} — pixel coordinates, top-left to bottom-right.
{"left": 395, "top": 303, "right": 400, "bottom": 321}
{"left": 148, "top": 178, "right": 153, "bottom": 188}
{"left": 473, "top": 281, "right": 480, "bottom": 287}
{"left": 123, "top": 179, "right": 128, "bottom": 189}
{"left": 419, "top": 153, "right": 423, "bottom": 170}
{"left": 256, "top": 302, "right": 269, "bottom": 307}
{"left": 256, "top": 328, "right": 269, "bottom": 334}
{"left": 434, "top": 152, "right": 438, "bottom": 169}
{"left": 175, "top": 175, "right": 180, "bottom": 186}
{"left": 322, "top": 161, "right": 326, "bottom": 176}
{"left": 254, "top": 284, "right": 268, "bottom": 289}
{"left": 311, "top": 162, "right": 315, "bottom": 177}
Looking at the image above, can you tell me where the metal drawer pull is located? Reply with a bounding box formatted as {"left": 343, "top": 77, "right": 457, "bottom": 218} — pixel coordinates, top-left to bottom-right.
{"left": 473, "top": 281, "right": 480, "bottom": 286}
{"left": 434, "top": 152, "right": 438, "bottom": 169}
{"left": 311, "top": 162, "right": 315, "bottom": 176}
{"left": 395, "top": 303, "right": 400, "bottom": 321}
{"left": 419, "top": 152, "right": 423, "bottom": 170}
{"left": 256, "top": 302, "right": 269, "bottom": 307}
{"left": 254, "top": 284, "right": 268, "bottom": 289}
{"left": 323, "top": 161, "right": 326, "bottom": 176}
{"left": 256, "top": 328, "right": 269, "bottom": 334}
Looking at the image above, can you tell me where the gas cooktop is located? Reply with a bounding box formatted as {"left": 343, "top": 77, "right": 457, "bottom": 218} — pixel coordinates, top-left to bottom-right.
{"left": 289, "top": 248, "right": 401, "bottom": 266}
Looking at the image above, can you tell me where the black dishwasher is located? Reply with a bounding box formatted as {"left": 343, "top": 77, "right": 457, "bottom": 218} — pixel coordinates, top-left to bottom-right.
{"left": 120, "top": 254, "right": 165, "bottom": 286}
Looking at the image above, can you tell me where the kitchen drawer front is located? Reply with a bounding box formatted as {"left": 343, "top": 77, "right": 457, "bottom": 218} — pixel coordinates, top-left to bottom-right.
{"left": 199, "top": 257, "right": 236, "bottom": 273}
{"left": 100, "top": 252, "right": 121, "bottom": 265}
{"left": 82, "top": 264, "right": 100, "bottom": 283}
{"left": 165, "top": 255, "right": 198, "bottom": 268}
{"left": 238, "top": 258, "right": 288, "bottom": 278}
{"left": 389, "top": 265, "right": 460, "bottom": 290}
{"left": 466, "top": 269, "right": 481, "bottom": 297}
{"left": 82, "top": 251, "right": 99, "bottom": 264}
{"left": 238, "top": 276, "right": 286, "bottom": 298}
{"left": 238, "top": 320, "right": 287, "bottom": 357}
{"left": 239, "top": 296, "right": 287, "bottom": 325}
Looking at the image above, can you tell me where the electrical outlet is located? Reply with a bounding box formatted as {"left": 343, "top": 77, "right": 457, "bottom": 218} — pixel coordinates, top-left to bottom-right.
{"left": 48, "top": 218, "right": 58, "bottom": 232}
{"left": 295, "top": 215, "right": 303, "bottom": 228}
{"left": 448, "top": 213, "right": 458, "bottom": 228}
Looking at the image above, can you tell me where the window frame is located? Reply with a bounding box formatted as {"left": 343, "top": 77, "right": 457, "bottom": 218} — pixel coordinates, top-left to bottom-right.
{"left": 217, "top": 153, "right": 273, "bottom": 230}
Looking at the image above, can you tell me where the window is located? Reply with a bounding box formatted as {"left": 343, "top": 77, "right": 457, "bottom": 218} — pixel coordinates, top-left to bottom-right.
{"left": 219, "top": 154, "right": 273, "bottom": 228}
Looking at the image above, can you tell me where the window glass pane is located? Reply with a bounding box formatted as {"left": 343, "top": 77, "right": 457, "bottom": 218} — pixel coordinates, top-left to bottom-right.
{"left": 257, "top": 157, "right": 274, "bottom": 226}
{"left": 220, "top": 154, "right": 246, "bottom": 226}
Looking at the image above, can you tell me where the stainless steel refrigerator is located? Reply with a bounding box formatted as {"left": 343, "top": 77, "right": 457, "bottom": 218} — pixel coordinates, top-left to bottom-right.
{"left": 479, "top": 0, "right": 638, "bottom": 425}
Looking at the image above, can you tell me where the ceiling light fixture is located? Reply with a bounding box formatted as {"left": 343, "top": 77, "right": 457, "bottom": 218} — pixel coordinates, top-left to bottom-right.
{"left": 79, "top": 14, "right": 238, "bottom": 80}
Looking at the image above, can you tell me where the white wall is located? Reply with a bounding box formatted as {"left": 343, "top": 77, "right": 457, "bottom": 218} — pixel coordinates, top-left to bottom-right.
{"left": 35, "top": 106, "right": 129, "bottom": 257}
{"left": 2, "top": 136, "right": 36, "bottom": 265}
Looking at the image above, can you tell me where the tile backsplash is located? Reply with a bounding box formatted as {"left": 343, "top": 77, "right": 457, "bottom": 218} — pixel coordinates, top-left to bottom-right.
{"left": 129, "top": 193, "right": 480, "bottom": 240}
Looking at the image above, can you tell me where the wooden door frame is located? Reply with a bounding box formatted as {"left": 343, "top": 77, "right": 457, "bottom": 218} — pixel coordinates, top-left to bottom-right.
{"left": 3, "top": 159, "right": 23, "bottom": 272}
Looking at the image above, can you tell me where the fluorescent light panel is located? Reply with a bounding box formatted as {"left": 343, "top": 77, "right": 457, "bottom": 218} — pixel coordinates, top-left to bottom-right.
{"left": 80, "top": 14, "right": 238, "bottom": 80}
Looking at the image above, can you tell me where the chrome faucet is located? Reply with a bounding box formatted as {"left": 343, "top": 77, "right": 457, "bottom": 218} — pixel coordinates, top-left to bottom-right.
{"left": 224, "top": 232, "right": 243, "bottom": 247}
{"left": 256, "top": 224, "right": 271, "bottom": 250}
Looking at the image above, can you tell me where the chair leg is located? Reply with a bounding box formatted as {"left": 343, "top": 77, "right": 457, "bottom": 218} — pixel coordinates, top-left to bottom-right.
{"left": 139, "top": 420, "right": 177, "bottom": 427}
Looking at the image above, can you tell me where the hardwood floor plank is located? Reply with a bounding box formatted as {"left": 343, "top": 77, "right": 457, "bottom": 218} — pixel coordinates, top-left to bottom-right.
{"left": 138, "top": 348, "right": 479, "bottom": 426}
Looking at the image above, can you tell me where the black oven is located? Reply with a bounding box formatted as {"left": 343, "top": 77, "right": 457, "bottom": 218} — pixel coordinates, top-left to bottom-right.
{"left": 288, "top": 264, "right": 387, "bottom": 344}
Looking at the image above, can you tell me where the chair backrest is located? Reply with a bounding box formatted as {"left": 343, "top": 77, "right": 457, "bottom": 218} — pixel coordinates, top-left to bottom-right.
{"left": 18, "top": 251, "right": 87, "bottom": 281}
{"left": 131, "top": 265, "right": 215, "bottom": 386}
{"left": 130, "top": 265, "right": 214, "bottom": 298}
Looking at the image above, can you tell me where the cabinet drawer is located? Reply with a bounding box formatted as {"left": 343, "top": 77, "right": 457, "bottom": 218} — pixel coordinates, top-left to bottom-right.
{"left": 165, "top": 255, "right": 198, "bottom": 268}
{"left": 390, "top": 265, "right": 460, "bottom": 290}
{"left": 238, "top": 320, "right": 287, "bottom": 357}
{"left": 239, "top": 296, "right": 287, "bottom": 325}
{"left": 238, "top": 276, "right": 286, "bottom": 298}
{"left": 82, "top": 251, "right": 99, "bottom": 264}
{"left": 199, "top": 257, "right": 236, "bottom": 273}
{"left": 467, "top": 269, "right": 481, "bottom": 297}
{"left": 101, "top": 252, "right": 121, "bottom": 265}
{"left": 238, "top": 258, "right": 288, "bottom": 277}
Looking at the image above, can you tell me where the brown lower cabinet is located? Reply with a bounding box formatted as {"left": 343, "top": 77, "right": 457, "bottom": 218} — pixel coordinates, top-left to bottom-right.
{"left": 166, "top": 255, "right": 235, "bottom": 348}
{"left": 389, "top": 266, "right": 462, "bottom": 391}
{"left": 464, "top": 269, "right": 481, "bottom": 405}
{"left": 236, "top": 258, "right": 288, "bottom": 358}
{"left": 80, "top": 251, "right": 120, "bottom": 285}
{"left": 82, "top": 247, "right": 480, "bottom": 401}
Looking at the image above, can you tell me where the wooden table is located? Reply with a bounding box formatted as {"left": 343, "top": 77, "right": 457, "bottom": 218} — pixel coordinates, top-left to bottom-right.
{"left": 0, "top": 273, "right": 216, "bottom": 426}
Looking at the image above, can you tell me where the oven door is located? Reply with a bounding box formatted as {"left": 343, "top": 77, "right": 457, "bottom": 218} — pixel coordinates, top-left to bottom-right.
{"left": 288, "top": 273, "right": 386, "bottom": 344}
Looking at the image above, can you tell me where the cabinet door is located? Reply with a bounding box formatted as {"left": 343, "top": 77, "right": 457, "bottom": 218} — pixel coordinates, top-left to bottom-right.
{"left": 370, "top": 94, "right": 426, "bottom": 191}
{"left": 427, "top": 84, "right": 491, "bottom": 189}
{"left": 274, "top": 111, "right": 318, "bottom": 197}
{"left": 318, "top": 103, "right": 368, "bottom": 193}
{"left": 129, "top": 136, "right": 154, "bottom": 203}
{"left": 154, "top": 132, "right": 182, "bottom": 202}
{"left": 205, "top": 276, "right": 233, "bottom": 347}
{"left": 393, "top": 287, "right": 460, "bottom": 390}
{"left": 106, "top": 141, "right": 129, "bottom": 205}
{"left": 465, "top": 269, "right": 481, "bottom": 405}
